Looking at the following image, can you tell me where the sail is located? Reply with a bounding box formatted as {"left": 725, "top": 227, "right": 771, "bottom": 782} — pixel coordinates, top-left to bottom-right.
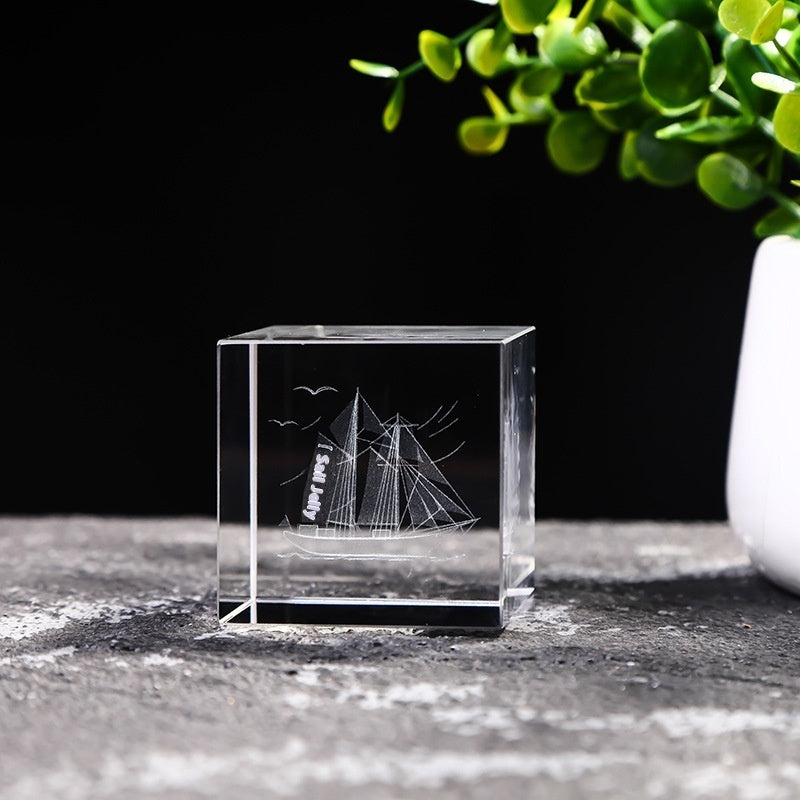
{"left": 357, "top": 418, "right": 401, "bottom": 531}
{"left": 329, "top": 392, "right": 358, "bottom": 450}
{"left": 399, "top": 427, "right": 477, "bottom": 530}
{"left": 401, "top": 468, "right": 462, "bottom": 527}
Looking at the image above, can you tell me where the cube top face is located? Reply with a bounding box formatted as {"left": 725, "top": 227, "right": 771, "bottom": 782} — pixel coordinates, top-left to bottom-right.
{"left": 217, "top": 325, "right": 535, "bottom": 631}
{"left": 223, "top": 324, "right": 534, "bottom": 344}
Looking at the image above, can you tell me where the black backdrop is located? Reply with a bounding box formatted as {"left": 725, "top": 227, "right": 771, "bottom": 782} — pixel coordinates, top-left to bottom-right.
{"left": 2, "top": 4, "right": 760, "bottom": 519}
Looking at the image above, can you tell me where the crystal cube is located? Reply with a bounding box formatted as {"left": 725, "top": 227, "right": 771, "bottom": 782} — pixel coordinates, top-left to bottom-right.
{"left": 217, "top": 325, "right": 535, "bottom": 631}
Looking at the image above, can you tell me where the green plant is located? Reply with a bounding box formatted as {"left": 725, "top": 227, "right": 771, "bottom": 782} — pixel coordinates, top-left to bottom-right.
{"left": 350, "top": 0, "right": 800, "bottom": 238}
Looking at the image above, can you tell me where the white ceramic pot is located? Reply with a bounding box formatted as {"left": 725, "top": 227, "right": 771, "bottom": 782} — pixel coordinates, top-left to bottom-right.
{"left": 726, "top": 234, "right": 800, "bottom": 595}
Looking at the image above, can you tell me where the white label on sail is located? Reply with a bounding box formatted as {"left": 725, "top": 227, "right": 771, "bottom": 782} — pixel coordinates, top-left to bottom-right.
{"left": 301, "top": 446, "right": 334, "bottom": 521}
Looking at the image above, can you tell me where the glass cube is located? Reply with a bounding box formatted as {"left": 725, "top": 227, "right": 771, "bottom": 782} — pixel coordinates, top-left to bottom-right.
{"left": 217, "top": 325, "right": 535, "bottom": 631}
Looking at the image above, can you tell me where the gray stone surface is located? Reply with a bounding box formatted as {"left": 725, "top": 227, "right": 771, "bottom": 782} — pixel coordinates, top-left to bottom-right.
{"left": 1, "top": 516, "right": 799, "bottom": 799}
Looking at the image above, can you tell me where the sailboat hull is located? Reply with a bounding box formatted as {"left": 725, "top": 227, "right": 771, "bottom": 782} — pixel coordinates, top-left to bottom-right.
{"left": 283, "top": 527, "right": 473, "bottom": 560}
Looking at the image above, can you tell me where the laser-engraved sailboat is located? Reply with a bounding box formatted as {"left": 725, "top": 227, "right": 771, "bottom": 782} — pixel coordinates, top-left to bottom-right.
{"left": 283, "top": 389, "right": 479, "bottom": 559}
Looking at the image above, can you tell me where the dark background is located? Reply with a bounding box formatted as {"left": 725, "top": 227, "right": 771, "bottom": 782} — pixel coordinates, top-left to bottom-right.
{"left": 2, "top": 4, "right": 761, "bottom": 520}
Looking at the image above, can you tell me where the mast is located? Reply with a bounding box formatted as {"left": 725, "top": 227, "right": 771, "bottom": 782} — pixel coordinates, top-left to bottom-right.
{"left": 378, "top": 415, "right": 401, "bottom": 533}
{"left": 357, "top": 412, "right": 401, "bottom": 534}
{"left": 325, "top": 389, "right": 359, "bottom": 530}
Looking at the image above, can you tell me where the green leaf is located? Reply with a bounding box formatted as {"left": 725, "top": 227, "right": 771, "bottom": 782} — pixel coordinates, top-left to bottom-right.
{"left": 501, "top": 0, "right": 559, "bottom": 32}
{"left": 546, "top": 110, "right": 612, "bottom": 173}
{"left": 602, "top": 1, "right": 654, "bottom": 49}
{"left": 751, "top": 71, "right": 799, "bottom": 93}
{"left": 774, "top": 92, "right": 800, "bottom": 153}
{"left": 629, "top": 0, "right": 669, "bottom": 29}
{"left": 466, "top": 26, "right": 516, "bottom": 77}
{"left": 725, "top": 135, "right": 774, "bottom": 166}
{"left": 539, "top": 17, "right": 609, "bottom": 72}
{"left": 349, "top": 59, "right": 400, "bottom": 79}
{"left": 619, "top": 130, "right": 640, "bottom": 179}
{"left": 382, "top": 79, "right": 405, "bottom": 132}
{"left": 512, "top": 61, "right": 564, "bottom": 97}
{"left": 639, "top": 20, "right": 713, "bottom": 114}
{"left": 718, "top": 0, "right": 771, "bottom": 39}
{"left": 648, "top": 0, "right": 717, "bottom": 27}
{"left": 766, "top": 137, "right": 783, "bottom": 183}
{"left": 458, "top": 117, "right": 510, "bottom": 154}
{"left": 722, "top": 36, "right": 779, "bottom": 117}
{"left": 508, "top": 62, "right": 561, "bottom": 118}
{"left": 418, "top": 30, "right": 463, "bottom": 82}
{"left": 509, "top": 93, "right": 555, "bottom": 120}
{"left": 591, "top": 95, "right": 658, "bottom": 130}
{"left": 634, "top": 116, "right": 705, "bottom": 185}
{"left": 575, "top": 0, "right": 609, "bottom": 31}
{"left": 655, "top": 115, "right": 756, "bottom": 143}
{"left": 710, "top": 62, "right": 727, "bottom": 93}
{"left": 751, "top": 0, "right": 784, "bottom": 43}
{"left": 549, "top": 0, "right": 574, "bottom": 19}
{"left": 575, "top": 62, "right": 642, "bottom": 109}
{"left": 754, "top": 202, "right": 800, "bottom": 237}
{"left": 697, "top": 151, "right": 765, "bottom": 208}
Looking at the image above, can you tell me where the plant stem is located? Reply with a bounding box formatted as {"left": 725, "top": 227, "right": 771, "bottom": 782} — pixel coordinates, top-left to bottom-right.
{"left": 397, "top": 11, "right": 500, "bottom": 79}
{"left": 712, "top": 87, "right": 800, "bottom": 167}
{"left": 764, "top": 186, "right": 800, "bottom": 221}
{"left": 601, "top": 0, "right": 653, "bottom": 50}
{"left": 452, "top": 11, "right": 502, "bottom": 47}
{"left": 774, "top": 39, "right": 800, "bottom": 80}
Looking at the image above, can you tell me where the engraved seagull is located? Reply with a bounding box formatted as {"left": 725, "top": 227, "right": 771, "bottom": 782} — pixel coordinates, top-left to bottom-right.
{"left": 293, "top": 385, "right": 338, "bottom": 395}
{"left": 267, "top": 419, "right": 299, "bottom": 427}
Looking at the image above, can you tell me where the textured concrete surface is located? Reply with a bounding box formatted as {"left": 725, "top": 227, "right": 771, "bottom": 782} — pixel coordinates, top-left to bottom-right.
{"left": 1, "top": 516, "right": 799, "bottom": 799}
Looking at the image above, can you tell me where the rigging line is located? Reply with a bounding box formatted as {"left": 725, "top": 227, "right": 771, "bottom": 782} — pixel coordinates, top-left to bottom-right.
{"left": 357, "top": 428, "right": 386, "bottom": 444}
{"left": 371, "top": 447, "right": 401, "bottom": 471}
{"left": 357, "top": 435, "right": 391, "bottom": 460}
{"left": 405, "top": 471, "right": 453, "bottom": 530}
{"left": 374, "top": 425, "right": 400, "bottom": 530}
{"left": 400, "top": 461, "right": 431, "bottom": 529}
{"left": 378, "top": 413, "right": 415, "bottom": 430}
{"left": 418, "top": 487, "right": 456, "bottom": 526}
{"left": 402, "top": 459, "right": 465, "bottom": 530}
{"left": 428, "top": 417, "right": 459, "bottom": 438}
{"left": 392, "top": 425, "right": 401, "bottom": 527}
{"left": 348, "top": 449, "right": 357, "bottom": 528}
{"left": 356, "top": 427, "right": 395, "bottom": 457}
{"left": 399, "top": 464, "right": 414, "bottom": 529}
{"left": 328, "top": 445, "right": 349, "bottom": 530}
{"left": 300, "top": 415, "right": 322, "bottom": 431}
{"left": 349, "top": 404, "right": 359, "bottom": 526}
{"left": 412, "top": 469, "right": 474, "bottom": 518}
{"left": 379, "top": 436, "right": 395, "bottom": 526}
{"left": 370, "top": 463, "right": 388, "bottom": 531}
{"left": 402, "top": 423, "right": 444, "bottom": 464}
